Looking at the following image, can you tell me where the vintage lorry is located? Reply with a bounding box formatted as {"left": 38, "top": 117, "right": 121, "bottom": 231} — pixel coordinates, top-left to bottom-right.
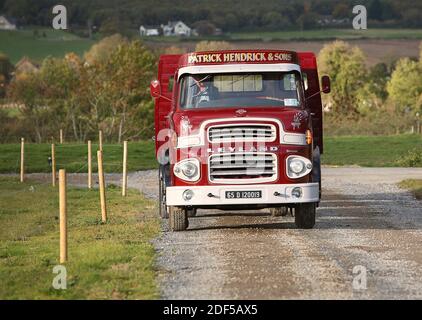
{"left": 150, "top": 49, "right": 330, "bottom": 231}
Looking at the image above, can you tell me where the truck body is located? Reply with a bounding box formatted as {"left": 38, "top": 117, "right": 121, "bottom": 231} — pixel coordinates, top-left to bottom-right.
{"left": 150, "top": 49, "right": 330, "bottom": 231}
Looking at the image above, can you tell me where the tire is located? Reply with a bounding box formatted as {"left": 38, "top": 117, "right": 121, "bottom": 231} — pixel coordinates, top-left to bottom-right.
{"left": 312, "top": 146, "right": 322, "bottom": 201}
{"left": 169, "top": 206, "right": 189, "bottom": 231}
{"left": 294, "top": 203, "right": 316, "bottom": 229}
{"left": 270, "top": 207, "right": 288, "bottom": 217}
{"left": 158, "top": 168, "right": 169, "bottom": 219}
{"left": 187, "top": 208, "right": 197, "bottom": 217}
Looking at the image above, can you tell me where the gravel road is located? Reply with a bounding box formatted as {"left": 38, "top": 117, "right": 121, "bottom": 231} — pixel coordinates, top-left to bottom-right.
{"left": 145, "top": 167, "right": 422, "bottom": 300}
{"left": 13, "top": 168, "right": 422, "bottom": 299}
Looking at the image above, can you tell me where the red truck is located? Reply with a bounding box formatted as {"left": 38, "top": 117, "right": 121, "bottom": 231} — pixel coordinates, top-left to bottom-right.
{"left": 150, "top": 49, "right": 330, "bottom": 231}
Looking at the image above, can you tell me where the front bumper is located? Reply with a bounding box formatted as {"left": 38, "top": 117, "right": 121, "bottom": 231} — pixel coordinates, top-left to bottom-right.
{"left": 166, "top": 183, "right": 319, "bottom": 206}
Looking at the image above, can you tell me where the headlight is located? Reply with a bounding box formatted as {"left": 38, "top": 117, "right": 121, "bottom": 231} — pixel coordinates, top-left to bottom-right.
{"left": 174, "top": 158, "right": 200, "bottom": 182}
{"left": 181, "top": 162, "right": 198, "bottom": 178}
{"left": 286, "top": 156, "right": 312, "bottom": 179}
{"left": 289, "top": 159, "right": 305, "bottom": 174}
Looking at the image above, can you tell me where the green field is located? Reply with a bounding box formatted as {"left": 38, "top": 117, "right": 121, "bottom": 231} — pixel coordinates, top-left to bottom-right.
{"left": 229, "top": 28, "right": 422, "bottom": 41}
{"left": 0, "top": 29, "right": 95, "bottom": 64}
{"left": 0, "top": 177, "right": 160, "bottom": 299}
{"left": 322, "top": 134, "right": 422, "bottom": 167}
{"left": 0, "top": 134, "right": 421, "bottom": 173}
{"left": 0, "top": 141, "right": 157, "bottom": 174}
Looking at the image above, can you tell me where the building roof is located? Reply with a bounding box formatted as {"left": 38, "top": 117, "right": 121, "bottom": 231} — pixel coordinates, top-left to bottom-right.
{"left": 140, "top": 25, "right": 160, "bottom": 30}
{"left": 15, "top": 57, "right": 40, "bottom": 74}
{"left": 0, "top": 15, "right": 16, "bottom": 25}
{"left": 166, "top": 21, "right": 190, "bottom": 29}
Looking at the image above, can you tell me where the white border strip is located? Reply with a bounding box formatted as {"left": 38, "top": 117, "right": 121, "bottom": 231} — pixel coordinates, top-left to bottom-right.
{"left": 178, "top": 63, "right": 301, "bottom": 80}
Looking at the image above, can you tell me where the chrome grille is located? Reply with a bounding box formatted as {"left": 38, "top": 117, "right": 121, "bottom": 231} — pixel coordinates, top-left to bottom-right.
{"left": 208, "top": 124, "right": 276, "bottom": 143}
{"left": 209, "top": 153, "right": 277, "bottom": 184}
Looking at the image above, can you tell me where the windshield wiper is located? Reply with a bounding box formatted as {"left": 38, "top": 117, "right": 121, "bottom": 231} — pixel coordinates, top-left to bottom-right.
{"left": 190, "top": 75, "right": 211, "bottom": 87}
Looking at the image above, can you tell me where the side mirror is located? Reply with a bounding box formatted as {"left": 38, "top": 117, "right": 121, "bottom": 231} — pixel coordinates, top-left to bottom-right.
{"left": 321, "top": 75, "right": 331, "bottom": 94}
{"left": 150, "top": 80, "right": 161, "bottom": 98}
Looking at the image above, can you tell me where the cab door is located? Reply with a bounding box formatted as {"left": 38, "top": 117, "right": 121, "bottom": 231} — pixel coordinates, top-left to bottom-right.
{"left": 298, "top": 52, "right": 324, "bottom": 154}
{"left": 155, "top": 54, "right": 181, "bottom": 155}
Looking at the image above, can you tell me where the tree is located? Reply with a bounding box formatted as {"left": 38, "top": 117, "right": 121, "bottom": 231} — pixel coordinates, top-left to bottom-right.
{"left": 223, "top": 13, "right": 239, "bottom": 30}
{"left": 193, "top": 20, "right": 216, "bottom": 36}
{"left": 99, "top": 17, "right": 120, "bottom": 35}
{"left": 84, "top": 34, "right": 128, "bottom": 65}
{"left": 355, "top": 62, "right": 391, "bottom": 114}
{"left": 262, "top": 12, "right": 290, "bottom": 29}
{"left": 7, "top": 71, "right": 48, "bottom": 142}
{"left": 401, "top": 8, "right": 422, "bottom": 28}
{"left": 367, "top": 63, "right": 390, "bottom": 101}
{"left": 368, "top": 0, "right": 383, "bottom": 20}
{"left": 387, "top": 58, "right": 422, "bottom": 114}
{"left": 6, "top": 38, "right": 158, "bottom": 143}
{"left": 297, "top": 12, "right": 319, "bottom": 30}
{"left": 101, "top": 41, "right": 157, "bottom": 142}
{"left": 0, "top": 53, "right": 14, "bottom": 98}
{"left": 332, "top": 3, "right": 350, "bottom": 19}
{"left": 318, "top": 41, "right": 367, "bottom": 115}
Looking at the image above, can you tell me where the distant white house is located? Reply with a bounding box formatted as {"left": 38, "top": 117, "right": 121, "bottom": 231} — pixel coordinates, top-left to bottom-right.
{"left": 161, "top": 21, "right": 192, "bottom": 36}
{"left": 139, "top": 25, "right": 160, "bottom": 37}
{"left": 317, "top": 15, "right": 350, "bottom": 26}
{"left": 139, "top": 20, "right": 192, "bottom": 37}
{"left": 0, "top": 16, "right": 16, "bottom": 30}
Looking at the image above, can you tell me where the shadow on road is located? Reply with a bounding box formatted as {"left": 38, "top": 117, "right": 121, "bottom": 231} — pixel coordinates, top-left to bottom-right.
{"left": 185, "top": 190, "right": 421, "bottom": 231}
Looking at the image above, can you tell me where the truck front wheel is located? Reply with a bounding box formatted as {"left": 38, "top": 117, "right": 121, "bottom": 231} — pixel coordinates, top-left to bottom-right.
{"left": 169, "top": 206, "right": 189, "bottom": 231}
{"left": 294, "top": 203, "right": 316, "bottom": 229}
{"left": 158, "top": 169, "right": 169, "bottom": 219}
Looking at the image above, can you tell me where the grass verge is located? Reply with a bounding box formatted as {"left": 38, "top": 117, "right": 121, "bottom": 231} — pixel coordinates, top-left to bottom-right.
{"left": 0, "top": 177, "right": 160, "bottom": 299}
{"left": 398, "top": 180, "right": 422, "bottom": 200}
{"left": 322, "top": 134, "right": 422, "bottom": 167}
{"left": 0, "top": 141, "right": 157, "bottom": 173}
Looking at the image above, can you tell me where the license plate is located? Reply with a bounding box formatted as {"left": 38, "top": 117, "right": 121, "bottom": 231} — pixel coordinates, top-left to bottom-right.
{"left": 225, "top": 191, "right": 262, "bottom": 199}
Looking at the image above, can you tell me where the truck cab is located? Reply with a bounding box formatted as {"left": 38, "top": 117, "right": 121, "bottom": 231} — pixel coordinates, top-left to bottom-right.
{"left": 151, "top": 50, "right": 330, "bottom": 231}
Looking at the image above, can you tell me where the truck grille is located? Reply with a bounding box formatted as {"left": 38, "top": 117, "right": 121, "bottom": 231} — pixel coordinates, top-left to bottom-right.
{"left": 208, "top": 124, "right": 276, "bottom": 143}
{"left": 209, "top": 153, "right": 277, "bottom": 184}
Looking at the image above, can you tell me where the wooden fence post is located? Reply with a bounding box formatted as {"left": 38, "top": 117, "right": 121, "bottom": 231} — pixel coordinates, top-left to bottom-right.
{"left": 52, "top": 143, "right": 56, "bottom": 187}
{"left": 99, "top": 130, "right": 103, "bottom": 152}
{"left": 20, "top": 138, "right": 25, "bottom": 183}
{"left": 88, "top": 140, "right": 92, "bottom": 189}
{"left": 97, "top": 150, "right": 107, "bottom": 223}
{"left": 122, "top": 141, "right": 128, "bottom": 197}
{"left": 59, "top": 169, "right": 67, "bottom": 263}
{"left": 60, "top": 129, "right": 63, "bottom": 144}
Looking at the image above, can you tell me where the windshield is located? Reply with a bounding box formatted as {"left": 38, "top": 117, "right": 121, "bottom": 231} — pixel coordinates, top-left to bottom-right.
{"left": 179, "top": 72, "right": 303, "bottom": 109}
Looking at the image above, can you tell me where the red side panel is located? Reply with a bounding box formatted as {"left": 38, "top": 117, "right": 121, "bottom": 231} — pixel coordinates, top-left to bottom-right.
{"left": 154, "top": 55, "right": 181, "bottom": 155}
{"left": 298, "top": 52, "right": 324, "bottom": 154}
